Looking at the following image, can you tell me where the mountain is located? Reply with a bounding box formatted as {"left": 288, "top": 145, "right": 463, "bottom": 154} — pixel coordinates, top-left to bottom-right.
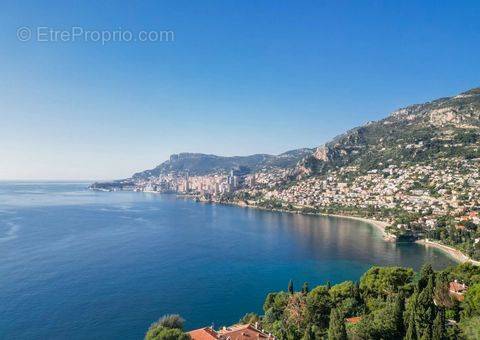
{"left": 297, "top": 87, "right": 480, "bottom": 176}
{"left": 132, "top": 148, "right": 314, "bottom": 179}
{"left": 95, "top": 86, "right": 480, "bottom": 186}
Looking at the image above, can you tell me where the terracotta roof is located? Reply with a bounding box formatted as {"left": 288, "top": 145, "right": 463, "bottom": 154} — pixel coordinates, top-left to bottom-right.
{"left": 345, "top": 316, "right": 362, "bottom": 324}
{"left": 449, "top": 281, "right": 468, "bottom": 302}
{"left": 217, "top": 324, "right": 275, "bottom": 339}
{"left": 188, "top": 327, "right": 218, "bottom": 340}
{"left": 449, "top": 281, "right": 467, "bottom": 294}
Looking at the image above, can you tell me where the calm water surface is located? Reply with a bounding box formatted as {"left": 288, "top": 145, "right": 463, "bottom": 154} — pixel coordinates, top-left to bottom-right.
{"left": 0, "top": 182, "right": 456, "bottom": 339}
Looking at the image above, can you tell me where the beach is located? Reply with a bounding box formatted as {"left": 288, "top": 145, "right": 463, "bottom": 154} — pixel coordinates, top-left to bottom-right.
{"left": 415, "top": 239, "right": 480, "bottom": 266}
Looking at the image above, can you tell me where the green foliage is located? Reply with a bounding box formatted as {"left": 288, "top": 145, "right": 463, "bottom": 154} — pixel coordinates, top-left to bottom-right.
{"left": 432, "top": 308, "right": 445, "bottom": 340}
{"left": 416, "top": 276, "right": 436, "bottom": 337}
{"left": 327, "top": 308, "right": 347, "bottom": 340}
{"left": 459, "top": 316, "right": 480, "bottom": 340}
{"left": 329, "top": 281, "right": 362, "bottom": 317}
{"left": 354, "top": 302, "right": 399, "bottom": 339}
{"left": 444, "top": 263, "right": 480, "bottom": 286}
{"left": 461, "top": 283, "right": 480, "bottom": 319}
{"left": 360, "top": 266, "right": 414, "bottom": 310}
{"left": 393, "top": 291, "right": 406, "bottom": 338}
{"left": 153, "top": 314, "right": 185, "bottom": 330}
{"left": 263, "top": 292, "right": 289, "bottom": 324}
{"left": 145, "top": 314, "right": 189, "bottom": 340}
{"left": 288, "top": 280, "right": 294, "bottom": 294}
{"left": 434, "top": 271, "right": 454, "bottom": 309}
{"left": 301, "top": 282, "right": 309, "bottom": 295}
{"left": 239, "top": 312, "right": 260, "bottom": 325}
{"left": 306, "top": 285, "right": 332, "bottom": 330}
{"left": 145, "top": 327, "right": 190, "bottom": 340}
{"left": 256, "top": 264, "right": 480, "bottom": 340}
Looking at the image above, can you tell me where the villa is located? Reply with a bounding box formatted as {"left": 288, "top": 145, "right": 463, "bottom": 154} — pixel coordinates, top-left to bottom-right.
{"left": 188, "top": 323, "right": 276, "bottom": 340}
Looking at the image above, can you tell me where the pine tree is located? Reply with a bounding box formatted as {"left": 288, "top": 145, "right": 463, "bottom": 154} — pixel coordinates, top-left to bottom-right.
{"left": 394, "top": 291, "right": 405, "bottom": 337}
{"left": 326, "top": 281, "right": 331, "bottom": 290}
{"left": 327, "top": 308, "right": 347, "bottom": 340}
{"left": 288, "top": 280, "right": 294, "bottom": 295}
{"left": 432, "top": 308, "right": 445, "bottom": 340}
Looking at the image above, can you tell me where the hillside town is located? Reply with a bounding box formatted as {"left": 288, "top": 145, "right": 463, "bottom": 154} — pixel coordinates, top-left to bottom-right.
{"left": 106, "top": 153, "right": 480, "bottom": 261}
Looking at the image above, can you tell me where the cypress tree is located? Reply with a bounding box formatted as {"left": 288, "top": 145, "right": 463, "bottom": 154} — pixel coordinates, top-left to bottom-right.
{"left": 416, "top": 276, "right": 435, "bottom": 338}
{"left": 302, "top": 282, "right": 309, "bottom": 295}
{"left": 405, "top": 311, "right": 417, "bottom": 340}
{"left": 301, "top": 326, "right": 315, "bottom": 340}
{"left": 432, "top": 308, "right": 445, "bottom": 340}
{"left": 394, "top": 291, "right": 406, "bottom": 337}
{"left": 418, "top": 264, "right": 435, "bottom": 290}
{"left": 405, "top": 290, "right": 418, "bottom": 340}
{"left": 288, "top": 280, "right": 294, "bottom": 295}
{"left": 327, "top": 308, "right": 347, "bottom": 340}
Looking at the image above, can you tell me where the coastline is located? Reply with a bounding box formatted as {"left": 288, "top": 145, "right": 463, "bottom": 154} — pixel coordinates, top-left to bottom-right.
{"left": 415, "top": 239, "right": 480, "bottom": 266}
{"left": 317, "top": 213, "right": 389, "bottom": 236}
{"left": 193, "top": 197, "right": 396, "bottom": 241}
{"left": 198, "top": 198, "right": 479, "bottom": 262}
{"left": 144, "top": 192, "right": 479, "bottom": 266}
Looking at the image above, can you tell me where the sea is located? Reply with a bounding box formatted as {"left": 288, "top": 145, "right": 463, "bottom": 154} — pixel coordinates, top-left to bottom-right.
{"left": 0, "top": 182, "right": 456, "bottom": 339}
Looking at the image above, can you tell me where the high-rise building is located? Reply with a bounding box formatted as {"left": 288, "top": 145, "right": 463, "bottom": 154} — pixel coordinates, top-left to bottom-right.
{"left": 184, "top": 172, "right": 190, "bottom": 192}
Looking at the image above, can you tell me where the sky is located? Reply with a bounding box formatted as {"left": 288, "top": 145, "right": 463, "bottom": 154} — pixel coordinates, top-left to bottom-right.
{"left": 0, "top": 1, "right": 479, "bottom": 180}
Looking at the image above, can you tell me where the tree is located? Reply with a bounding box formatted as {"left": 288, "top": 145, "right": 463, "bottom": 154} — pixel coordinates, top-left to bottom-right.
{"left": 301, "top": 326, "right": 315, "bottom": 340}
{"left": 418, "top": 264, "right": 435, "bottom": 291}
{"left": 306, "top": 285, "right": 332, "bottom": 330}
{"left": 360, "top": 266, "right": 414, "bottom": 302}
{"left": 239, "top": 312, "right": 260, "bottom": 325}
{"left": 154, "top": 315, "right": 185, "bottom": 330}
{"left": 393, "top": 291, "right": 405, "bottom": 337}
{"left": 302, "top": 282, "right": 309, "bottom": 295}
{"left": 145, "top": 314, "right": 190, "bottom": 340}
{"left": 416, "top": 276, "right": 436, "bottom": 339}
{"left": 288, "top": 280, "right": 294, "bottom": 295}
{"left": 405, "top": 289, "right": 418, "bottom": 340}
{"left": 459, "top": 316, "right": 480, "bottom": 340}
{"left": 461, "top": 283, "right": 480, "bottom": 319}
{"left": 432, "top": 308, "right": 445, "bottom": 340}
{"left": 434, "top": 272, "right": 454, "bottom": 309}
{"left": 263, "top": 292, "right": 289, "bottom": 325}
{"left": 327, "top": 308, "right": 347, "bottom": 340}
{"left": 405, "top": 311, "right": 417, "bottom": 340}
{"left": 145, "top": 327, "right": 190, "bottom": 340}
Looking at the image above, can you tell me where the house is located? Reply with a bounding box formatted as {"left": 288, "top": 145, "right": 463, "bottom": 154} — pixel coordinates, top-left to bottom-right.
{"left": 188, "top": 323, "right": 275, "bottom": 340}
{"left": 449, "top": 280, "right": 468, "bottom": 301}
{"left": 187, "top": 327, "right": 218, "bottom": 340}
{"left": 345, "top": 316, "right": 362, "bottom": 325}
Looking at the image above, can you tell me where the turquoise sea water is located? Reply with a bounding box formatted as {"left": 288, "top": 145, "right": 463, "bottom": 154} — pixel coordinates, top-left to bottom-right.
{"left": 0, "top": 182, "right": 456, "bottom": 339}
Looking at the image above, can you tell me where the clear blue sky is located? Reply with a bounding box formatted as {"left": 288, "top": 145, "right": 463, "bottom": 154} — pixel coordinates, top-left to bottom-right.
{"left": 1, "top": 1, "right": 479, "bottom": 180}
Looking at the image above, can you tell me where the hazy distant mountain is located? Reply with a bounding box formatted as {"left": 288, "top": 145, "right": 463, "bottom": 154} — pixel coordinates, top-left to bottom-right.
{"left": 132, "top": 148, "right": 314, "bottom": 179}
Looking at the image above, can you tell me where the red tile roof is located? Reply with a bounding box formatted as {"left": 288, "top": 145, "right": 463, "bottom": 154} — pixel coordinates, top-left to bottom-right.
{"left": 188, "top": 324, "right": 275, "bottom": 340}
{"left": 345, "top": 316, "right": 362, "bottom": 324}
{"left": 188, "top": 327, "right": 218, "bottom": 340}
{"left": 217, "top": 324, "right": 274, "bottom": 339}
